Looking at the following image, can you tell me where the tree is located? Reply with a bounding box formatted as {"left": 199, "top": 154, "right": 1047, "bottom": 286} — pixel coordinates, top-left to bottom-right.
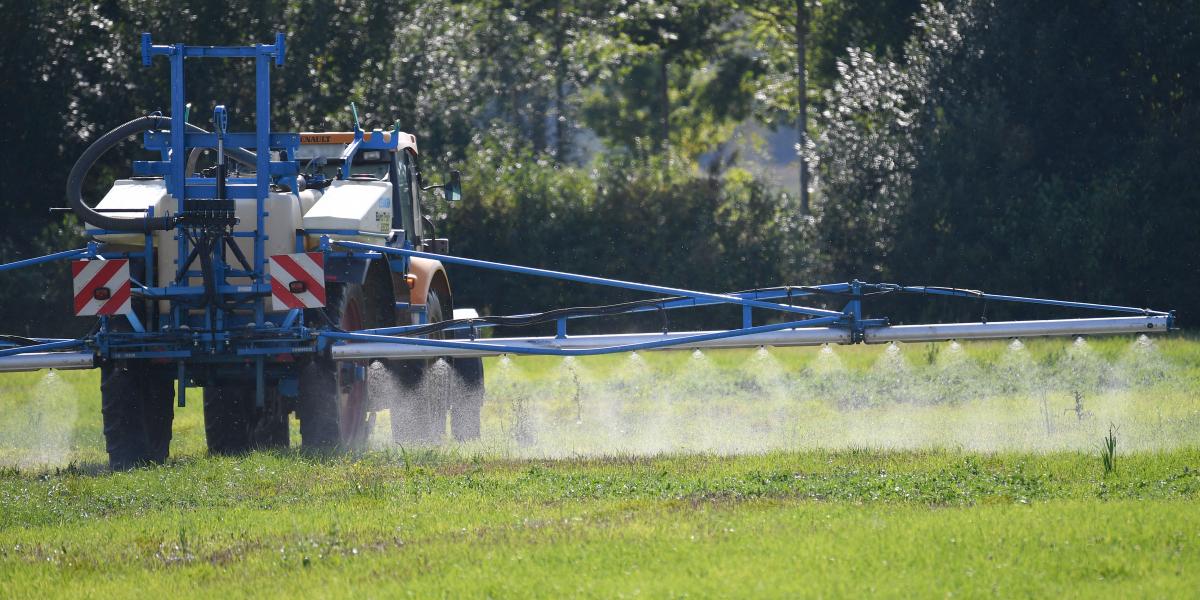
{"left": 816, "top": 0, "right": 1200, "bottom": 320}
{"left": 899, "top": 0, "right": 1200, "bottom": 319}
{"left": 477, "top": 1, "right": 610, "bottom": 163}
{"left": 582, "top": 1, "right": 738, "bottom": 158}
{"left": 744, "top": 1, "right": 811, "bottom": 213}
{"left": 742, "top": 0, "right": 921, "bottom": 214}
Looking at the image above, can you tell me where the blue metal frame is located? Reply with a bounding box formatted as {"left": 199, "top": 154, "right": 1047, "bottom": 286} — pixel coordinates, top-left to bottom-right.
{"left": 318, "top": 239, "right": 1174, "bottom": 356}
{"left": 0, "top": 247, "right": 94, "bottom": 272}
{"left": 132, "top": 34, "right": 304, "bottom": 357}
{"left": 333, "top": 240, "right": 842, "bottom": 320}
{"left": 44, "top": 34, "right": 316, "bottom": 394}
{"left": 887, "top": 284, "right": 1169, "bottom": 316}
{"left": 0, "top": 229, "right": 1174, "bottom": 365}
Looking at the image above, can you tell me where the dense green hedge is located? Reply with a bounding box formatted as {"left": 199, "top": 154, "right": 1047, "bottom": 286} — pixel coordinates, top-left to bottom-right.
{"left": 443, "top": 146, "right": 822, "bottom": 331}
{"left": 816, "top": 0, "right": 1199, "bottom": 323}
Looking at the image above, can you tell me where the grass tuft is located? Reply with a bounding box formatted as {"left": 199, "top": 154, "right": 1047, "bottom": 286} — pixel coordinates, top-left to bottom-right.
{"left": 1101, "top": 423, "right": 1119, "bottom": 475}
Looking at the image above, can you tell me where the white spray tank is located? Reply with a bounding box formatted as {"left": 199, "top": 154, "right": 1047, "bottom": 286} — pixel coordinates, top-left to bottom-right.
{"left": 91, "top": 179, "right": 303, "bottom": 290}
{"left": 301, "top": 179, "right": 393, "bottom": 246}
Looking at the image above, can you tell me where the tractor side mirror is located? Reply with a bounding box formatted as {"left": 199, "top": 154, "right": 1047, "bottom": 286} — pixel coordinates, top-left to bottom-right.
{"left": 444, "top": 170, "right": 462, "bottom": 202}
{"left": 422, "top": 170, "right": 463, "bottom": 202}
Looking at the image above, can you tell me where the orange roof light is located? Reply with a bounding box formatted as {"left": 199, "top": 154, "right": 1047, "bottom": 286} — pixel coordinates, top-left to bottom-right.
{"left": 299, "top": 132, "right": 356, "bottom": 144}
{"left": 299, "top": 131, "right": 418, "bottom": 145}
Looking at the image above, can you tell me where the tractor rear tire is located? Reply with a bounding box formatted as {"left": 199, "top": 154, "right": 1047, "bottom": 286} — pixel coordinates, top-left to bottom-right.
{"left": 101, "top": 361, "right": 174, "bottom": 470}
{"left": 203, "top": 386, "right": 289, "bottom": 454}
{"left": 386, "top": 290, "right": 485, "bottom": 444}
{"left": 298, "top": 282, "right": 371, "bottom": 451}
{"left": 297, "top": 361, "right": 341, "bottom": 449}
{"left": 387, "top": 360, "right": 441, "bottom": 445}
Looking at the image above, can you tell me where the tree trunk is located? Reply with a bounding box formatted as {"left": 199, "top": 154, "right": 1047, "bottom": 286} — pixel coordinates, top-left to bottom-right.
{"left": 659, "top": 51, "right": 671, "bottom": 152}
{"left": 553, "top": 1, "right": 569, "bottom": 162}
{"left": 795, "top": 0, "right": 810, "bottom": 214}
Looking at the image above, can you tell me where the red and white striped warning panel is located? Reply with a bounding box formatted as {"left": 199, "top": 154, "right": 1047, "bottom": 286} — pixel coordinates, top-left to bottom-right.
{"left": 269, "top": 252, "right": 326, "bottom": 310}
{"left": 72, "top": 259, "right": 133, "bottom": 317}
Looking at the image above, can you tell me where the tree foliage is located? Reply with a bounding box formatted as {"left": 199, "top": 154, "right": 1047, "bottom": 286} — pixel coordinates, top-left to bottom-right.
{"left": 817, "top": 0, "right": 1200, "bottom": 320}
{"left": 445, "top": 144, "right": 818, "bottom": 330}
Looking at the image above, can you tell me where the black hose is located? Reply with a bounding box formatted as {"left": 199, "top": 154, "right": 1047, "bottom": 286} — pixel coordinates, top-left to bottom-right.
{"left": 392, "top": 296, "right": 687, "bottom": 338}
{"left": 0, "top": 334, "right": 41, "bottom": 346}
{"left": 389, "top": 285, "right": 837, "bottom": 338}
{"left": 66, "top": 115, "right": 258, "bottom": 233}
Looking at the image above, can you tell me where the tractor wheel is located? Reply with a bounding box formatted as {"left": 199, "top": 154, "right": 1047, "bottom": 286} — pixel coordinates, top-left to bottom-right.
{"left": 298, "top": 283, "right": 371, "bottom": 450}
{"left": 449, "top": 357, "right": 485, "bottom": 442}
{"left": 252, "top": 390, "right": 291, "bottom": 449}
{"left": 388, "top": 289, "right": 448, "bottom": 445}
{"left": 202, "top": 386, "right": 289, "bottom": 455}
{"left": 386, "top": 360, "right": 438, "bottom": 444}
{"left": 101, "top": 360, "right": 175, "bottom": 470}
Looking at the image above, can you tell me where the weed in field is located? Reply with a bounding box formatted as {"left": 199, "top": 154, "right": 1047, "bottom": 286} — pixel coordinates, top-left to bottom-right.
{"left": 1117, "top": 335, "right": 1171, "bottom": 387}
{"left": 1067, "top": 391, "right": 1093, "bottom": 422}
{"left": 1101, "top": 423, "right": 1119, "bottom": 475}
{"left": 156, "top": 527, "right": 196, "bottom": 566}
{"left": 562, "top": 357, "right": 584, "bottom": 425}
{"left": 3, "top": 341, "right": 1192, "bottom": 598}
{"left": 923, "top": 342, "right": 940, "bottom": 366}
{"left": 499, "top": 364, "right": 537, "bottom": 448}
{"left": 2, "top": 449, "right": 1200, "bottom": 598}
{"left": 996, "top": 338, "right": 1035, "bottom": 396}
{"left": 1039, "top": 392, "right": 1055, "bottom": 436}
{"left": 813, "top": 343, "right": 843, "bottom": 372}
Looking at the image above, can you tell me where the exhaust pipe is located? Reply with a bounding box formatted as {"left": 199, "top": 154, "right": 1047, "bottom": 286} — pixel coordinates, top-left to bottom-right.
{"left": 0, "top": 352, "right": 95, "bottom": 373}
{"left": 330, "top": 316, "right": 1169, "bottom": 361}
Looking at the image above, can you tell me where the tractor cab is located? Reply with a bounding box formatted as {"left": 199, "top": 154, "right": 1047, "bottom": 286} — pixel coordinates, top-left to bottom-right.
{"left": 295, "top": 130, "right": 458, "bottom": 253}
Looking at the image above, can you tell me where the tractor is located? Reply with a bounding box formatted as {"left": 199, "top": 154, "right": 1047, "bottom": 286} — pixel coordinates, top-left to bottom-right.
{"left": 0, "top": 34, "right": 1175, "bottom": 469}
{"left": 57, "top": 34, "right": 482, "bottom": 467}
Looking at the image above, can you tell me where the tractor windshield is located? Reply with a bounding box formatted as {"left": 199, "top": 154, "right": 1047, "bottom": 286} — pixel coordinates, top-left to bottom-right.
{"left": 293, "top": 141, "right": 418, "bottom": 238}
{"left": 298, "top": 153, "right": 389, "bottom": 181}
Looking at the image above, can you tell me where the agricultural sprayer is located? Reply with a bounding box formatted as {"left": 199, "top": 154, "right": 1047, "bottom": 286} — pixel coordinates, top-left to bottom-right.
{"left": 0, "top": 35, "right": 1175, "bottom": 468}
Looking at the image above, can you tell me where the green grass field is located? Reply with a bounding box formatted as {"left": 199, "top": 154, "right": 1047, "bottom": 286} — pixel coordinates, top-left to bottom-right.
{"left": 1, "top": 335, "right": 1198, "bottom": 597}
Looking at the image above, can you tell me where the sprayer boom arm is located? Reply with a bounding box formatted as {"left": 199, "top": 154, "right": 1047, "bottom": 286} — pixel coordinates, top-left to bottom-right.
{"left": 328, "top": 316, "right": 1168, "bottom": 361}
